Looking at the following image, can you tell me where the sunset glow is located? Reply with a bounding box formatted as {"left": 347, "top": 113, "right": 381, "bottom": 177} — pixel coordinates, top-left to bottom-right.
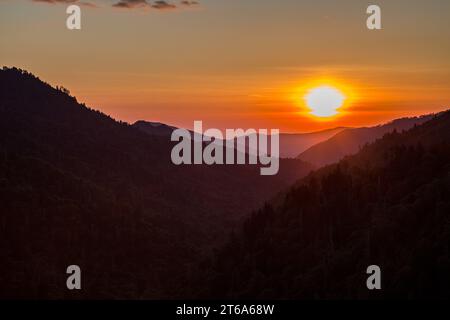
{"left": 0, "top": 0, "right": 449, "bottom": 132}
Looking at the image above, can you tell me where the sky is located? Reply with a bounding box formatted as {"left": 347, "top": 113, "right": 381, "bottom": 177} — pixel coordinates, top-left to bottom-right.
{"left": 1, "top": 0, "right": 450, "bottom": 132}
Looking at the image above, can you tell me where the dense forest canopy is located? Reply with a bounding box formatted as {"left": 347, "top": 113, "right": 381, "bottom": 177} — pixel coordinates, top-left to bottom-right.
{"left": 189, "top": 111, "right": 450, "bottom": 299}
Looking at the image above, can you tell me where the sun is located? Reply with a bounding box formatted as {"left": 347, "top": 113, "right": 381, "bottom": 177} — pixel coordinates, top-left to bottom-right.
{"left": 304, "top": 86, "right": 346, "bottom": 118}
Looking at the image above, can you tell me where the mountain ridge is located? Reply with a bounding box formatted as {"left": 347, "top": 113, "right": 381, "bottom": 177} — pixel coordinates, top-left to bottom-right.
{"left": 296, "top": 113, "right": 439, "bottom": 167}
{"left": 133, "top": 119, "right": 347, "bottom": 158}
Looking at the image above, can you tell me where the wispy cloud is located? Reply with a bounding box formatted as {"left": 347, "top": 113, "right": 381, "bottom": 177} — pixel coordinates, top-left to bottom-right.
{"left": 151, "top": 1, "right": 176, "bottom": 10}
{"left": 180, "top": 0, "right": 198, "bottom": 6}
{"left": 32, "top": 0, "right": 97, "bottom": 8}
{"left": 29, "top": 0, "right": 200, "bottom": 11}
{"left": 112, "top": 0, "right": 200, "bottom": 10}
{"left": 33, "top": 0, "right": 78, "bottom": 3}
{"left": 112, "top": 0, "right": 151, "bottom": 9}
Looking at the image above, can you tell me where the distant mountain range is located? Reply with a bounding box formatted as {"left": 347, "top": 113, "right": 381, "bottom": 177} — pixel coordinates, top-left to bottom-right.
{"left": 297, "top": 115, "right": 436, "bottom": 167}
{"left": 277, "top": 128, "right": 347, "bottom": 157}
{"left": 133, "top": 120, "right": 346, "bottom": 158}
{"left": 238, "top": 128, "right": 348, "bottom": 159}
{"left": 134, "top": 115, "right": 440, "bottom": 166}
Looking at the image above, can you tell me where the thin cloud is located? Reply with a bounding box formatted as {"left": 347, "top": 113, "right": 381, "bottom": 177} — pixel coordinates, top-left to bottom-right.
{"left": 32, "top": 0, "right": 97, "bottom": 8}
{"left": 152, "top": 1, "right": 176, "bottom": 10}
{"left": 180, "top": 0, "right": 199, "bottom": 6}
{"left": 112, "top": 0, "right": 177, "bottom": 10}
{"left": 29, "top": 0, "right": 200, "bottom": 11}
{"left": 112, "top": 0, "right": 151, "bottom": 9}
{"left": 112, "top": 0, "right": 199, "bottom": 10}
{"left": 33, "top": 0, "right": 77, "bottom": 3}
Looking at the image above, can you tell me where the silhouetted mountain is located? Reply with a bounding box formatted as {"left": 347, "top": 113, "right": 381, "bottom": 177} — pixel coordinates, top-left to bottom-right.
{"left": 277, "top": 128, "right": 347, "bottom": 158}
{"left": 191, "top": 110, "right": 450, "bottom": 299}
{"left": 134, "top": 120, "right": 345, "bottom": 159}
{"left": 297, "top": 115, "right": 436, "bottom": 167}
{"left": 133, "top": 120, "right": 176, "bottom": 137}
{"left": 239, "top": 128, "right": 346, "bottom": 159}
{"left": 0, "top": 67, "right": 313, "bottom": 299}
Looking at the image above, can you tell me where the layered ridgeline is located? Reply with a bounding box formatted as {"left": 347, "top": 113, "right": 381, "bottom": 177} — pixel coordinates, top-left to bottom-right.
{"left": 191, "top": 110, "right": 450, "bottom": 299}
{"left": 297, "top": 114, "right": 436, "bottom": 167}
{"left": 0, "top": 68, "right": 313, "bottom": 298}
{"left": 133, "top": 120, "right": 345, "bottom": 159}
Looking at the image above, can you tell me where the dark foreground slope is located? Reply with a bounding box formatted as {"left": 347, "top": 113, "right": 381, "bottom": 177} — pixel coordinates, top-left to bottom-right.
{"left": 191, "top": 111, "right": 450, "bottom": 299}
{"left": 0, "top": 68, "right": 313, "bottom": 298}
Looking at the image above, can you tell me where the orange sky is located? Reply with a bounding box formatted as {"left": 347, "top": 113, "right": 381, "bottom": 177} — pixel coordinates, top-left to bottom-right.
{"left": 1, "top": 0, "right": 449, "bottom": 132}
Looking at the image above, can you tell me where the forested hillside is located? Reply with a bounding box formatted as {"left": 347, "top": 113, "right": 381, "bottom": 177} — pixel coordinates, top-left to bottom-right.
{"left": 0, "top": 68, "right": 312, "bottom": 298}
{"left": 191, "top": 111, "right": 450, "bottom": 299}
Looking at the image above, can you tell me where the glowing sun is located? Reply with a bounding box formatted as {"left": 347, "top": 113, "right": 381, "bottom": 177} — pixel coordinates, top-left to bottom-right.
{"left": 304, "top": 86, "right": 346, "bottom": 118}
